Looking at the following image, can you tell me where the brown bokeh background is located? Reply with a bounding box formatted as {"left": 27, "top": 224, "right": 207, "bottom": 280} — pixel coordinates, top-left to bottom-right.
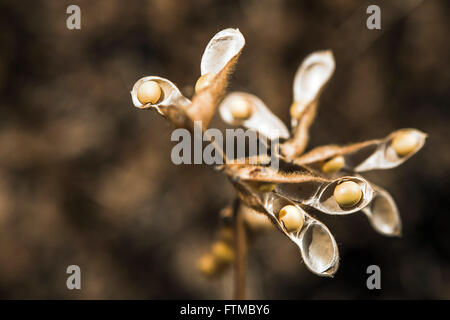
{"left": 0, "top": 0, "right": 449, "bottom": 299}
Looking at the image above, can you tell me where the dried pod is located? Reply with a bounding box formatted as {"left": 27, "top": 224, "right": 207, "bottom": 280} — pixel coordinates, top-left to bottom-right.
{"left": 277, "top": 176, "right": 374, "bottom": 215}
{"left": 262, "top": 193, "right": 339, "bottom": 276}
{"left": 298, "top": 220, "right": 340, "bottom": 276}
{"left": 230, "top": 180, "right": 339, "bottom": 276}
{"left": 223, "top": 161, "right": 324, "bottom": 185}
{"left": 219, "top": 92, "right": 290, "bottom": 140}
{"left": 291, "top": 50, "right": 335, "bottom": 125}
{"left": 131, "top": 76, "right": 192, "bottom": 127}
{"left": 131, "top": 76, "right": 191, "bottom": 111}
{"left": 294, "top": 129, "right": 427, "bottom": 173}
{"left": 362, "top": 184, "right": 402, "bottom": 237}
{"left": 200, "top": 28, "right": 245, "bottom": 78}
{"left": 280, "top": 51, "right": 335, "bottom": 158}
{"left": 186, "top": 28, "right": 245, "bottom": 128}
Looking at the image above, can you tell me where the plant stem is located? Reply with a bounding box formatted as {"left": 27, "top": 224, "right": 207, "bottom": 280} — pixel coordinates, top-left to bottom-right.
{"left": 233, "top": 203, "right": 247, "bottom": 300}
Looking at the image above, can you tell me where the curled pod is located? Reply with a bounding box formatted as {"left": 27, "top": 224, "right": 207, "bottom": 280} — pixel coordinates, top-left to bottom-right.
{"left": 362, "top": 184, "right": 402, "bottom": 237}
{"left": 291, "top": 50, "right": 335, "bottom": 125}
{"left": 131, "top": 76, "right": 192, "bottom": 127}
{"left": 131, "top": 76, "right": 191, "bottom": 111}
{"left": 219, "top": 92, "right": 290, "bottom": 140}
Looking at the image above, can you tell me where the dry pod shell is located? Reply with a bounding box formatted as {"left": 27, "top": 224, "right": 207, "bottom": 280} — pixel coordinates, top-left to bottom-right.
{"left": 131, "top": 76, "right": 192, "bottom": 128}
{"left": 186, "top": 28, "right": 245, "bottom": 128}
{"left": 276, "top": 176, "right": 374, "bottom": 215}
{"left": 234, "top": 182, "right": 339, "bottom": 277}
{"left": 294, "top": 129, "right": 427, "bottom": 172}
{"left": 355, "top": 129, "right": 427, "bottom": 171}
{"left": 131, "top": 76, "right": 191, "bottom": 110}
{"left": 362, "top": 184, "right": 402, "bottom": 236}
{"left": 291, "top": 50, "right": 335, "bottom": 125}
{"left": 200, "top": 28, "right": 245, "bottom": 77}
{"left": 264, "top": 194, "right": 339, "bottom": 276}
{"left": 223, "top": 161, "right": 324, "bottom": 186}
{"left": 219, "top": 92, "right": 290, "bottom": 140}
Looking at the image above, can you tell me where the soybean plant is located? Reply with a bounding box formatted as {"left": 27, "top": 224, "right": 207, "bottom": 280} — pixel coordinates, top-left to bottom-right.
{"left": 130, "top": 28, "right": 426, "bottom": 299}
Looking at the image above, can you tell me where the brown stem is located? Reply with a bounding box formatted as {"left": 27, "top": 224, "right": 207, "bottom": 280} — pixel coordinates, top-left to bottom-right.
{"left": 280, "top": 101, "right": 317, "bottom": 160}
{"left": 233, "top": 202, "right": 247, "bottom": 300}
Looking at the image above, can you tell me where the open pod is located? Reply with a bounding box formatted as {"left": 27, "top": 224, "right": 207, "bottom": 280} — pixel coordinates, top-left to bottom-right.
{"left": 265, "top": 194, "right": 339, "bottom": 276}
{"left": 355, "top": 129, "right": 427, "bottom": 172}
{"left": 131, "top": 76, "right": 192, "bottom": 128}
{"left": 187, "top": 28, "right": 245, "bottom": 128}
{"left": 223, "top": 161, "right": 374, "bottom": 215}
{"left": 276, "top": 176, "right": 374, "bottom": 215}
{"left": 131, "top": 76, "right": 191, "bottom": 111}
{"left": 362, "top": 184, "right": 402, "bottom": 237}
{"left": 200, "top": 28, "right": 245, "bottom": 77}
{"left": 294, "top": 129, "right": 427, "bottom": 173}
{"left": 236, "top": 186, "right": 339, "bottom": 277}
{"left": 290, "top": 50, "right": 335, "bottom": 126}
{"left": 219, "top": 92, "right": 290, "bottom": 140}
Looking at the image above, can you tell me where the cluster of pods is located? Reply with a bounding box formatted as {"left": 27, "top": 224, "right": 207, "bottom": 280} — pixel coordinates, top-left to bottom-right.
{"left": 130, "top": 28, "right": 426, "bottom": 277}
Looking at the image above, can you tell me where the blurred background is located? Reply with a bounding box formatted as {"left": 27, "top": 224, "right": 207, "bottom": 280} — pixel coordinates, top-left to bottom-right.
{"left": 0, "top": 0, "right": 449, "bottom": 299}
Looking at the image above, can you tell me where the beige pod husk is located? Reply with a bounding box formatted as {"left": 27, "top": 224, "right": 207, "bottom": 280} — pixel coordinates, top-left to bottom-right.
{"left": 194, "top": 28, "right": 245, "bottom": 93}
{"left": 243, "top": 189, "right": 340, "bottom": 277}
{"left": 362, "top": 184, "right": 402, "bottom": 236}
{"left": 219, "top": 92, "right": 290, "bottom": 140}
{"left": 303, "top": 176, "right": 374, "bottom": 215}
{"left": 291, "top": 50, "right": 335, "bottom": 126}
{"left": 354, "top": 128, "right": 427, "bottom": 172}
{"left": 131, "top": 76, "right": 191, "bottom": 112}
